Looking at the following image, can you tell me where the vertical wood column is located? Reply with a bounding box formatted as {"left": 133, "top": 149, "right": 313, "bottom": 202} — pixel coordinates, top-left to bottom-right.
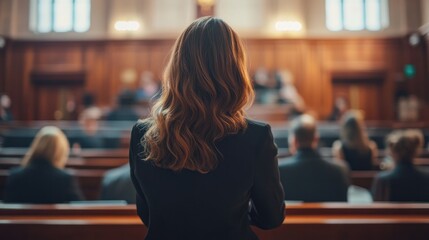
{"left": 196, "top": 0, "right": 215, "bottom": 18}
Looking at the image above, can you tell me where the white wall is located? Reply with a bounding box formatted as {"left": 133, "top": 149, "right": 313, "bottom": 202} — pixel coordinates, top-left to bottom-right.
{"left": 405, "top": 0, "right": 423, "bottom": 31}
{"left": 305, "top": 0, "right": 411, "bottom": 37}
{"left": 422, "top": 0, "right": 429, "bottom": 24}
{"left": 8, "top": 0, "right": 108, "bottom": 40}
{"left": 2, "top": 0, "right": 427, "bottom": 40}
{"left": 216, "top": 0, "right": 268, "bottom": 36}
{"left": 0, "top": 0, "right": 12, "bottom": 36}
{"left": 108, "top": 0, "right": 195, "bottom": 39}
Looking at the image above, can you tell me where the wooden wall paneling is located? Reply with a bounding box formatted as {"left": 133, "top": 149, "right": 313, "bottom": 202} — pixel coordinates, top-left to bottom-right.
{"left": 106, "top": 42, "right": 140, "bottom": 106}
{"left": 135, "top": 44, "right": 151, "bottom": 82}
{"left": 273, "top": 40, "right": 310, "bottom": 113}
{"left": 5, "top": 43, "right": 26, "bottom": 121}
{"left": 424, "top": 37, "right": 429, "bottom": 121}
{"left": 23, "top": 47, "right": 35, "bottom": 121}
{"left": 273, "top": 40, "right": 303, "bottom": 84}
{"left": 2, "top": 38, "right": 422, "bottom": 121}
{"left": 382, "top": 39, "right": 403, "bottom": 121}
{"left": 331, "top": 80, "right": 384, "bottom": 120}
{"left": 302, "top": 41, "right": 330, "bottom": 119}
{"left": 29, "top": 43, "right": 87, "bottom": 120}
{"left": 147, "top": 41, "right": 174, "bottom": 81}
{"left": 358, "top": 82, "right": 384, "bottom": 120}
{"left": 84, "top": 43, "right": 109, "bottom": 107}
{"left": 424, "top": 38, "right": 429, "bottom": 119}
{"left": 0, "top": 39, "right": 6, "bottom": 93}
{"left": 245, "top": 40, "right": 276, "bottom": 73}
{"left": 33, "top": 44, "right": 84, "bottom": 71}
{"left": 322, "top": 39, "right": 400, "bottom": 120}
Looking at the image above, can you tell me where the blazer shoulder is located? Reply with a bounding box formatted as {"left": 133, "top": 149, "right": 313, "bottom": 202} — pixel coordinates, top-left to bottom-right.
{"left": 56, "top": 168, "right": 76, "bottom": 181}
{"left": 245, "top": 119, "right": 272, "bottom": 136}
{"left": 133, "top": 119, "right": 150, "bottom": 133}
{"left": 5, "top": 167, "right": 25, "bottom": 184}
{"left": 131, "top": 119, "right": 151, "bottom": 144}
{"left": 246, "top": 118, "right": 270, "bottom": 128}
{"left": 278, "top": 157, "right": 298, "bottom": 168}
{"left": 8, "top": 167, "right": 24, "bottom": 176}
{"left": 374, "top": 170, "right": 394, "bottom": 182}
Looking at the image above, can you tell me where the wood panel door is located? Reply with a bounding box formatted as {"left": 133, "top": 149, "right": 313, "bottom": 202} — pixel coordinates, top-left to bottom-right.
{"left": 33, "top": 86, "right": 83, "bottom": 120}
{"left": 332, "top": 78, "right": 385, "bottom": 120}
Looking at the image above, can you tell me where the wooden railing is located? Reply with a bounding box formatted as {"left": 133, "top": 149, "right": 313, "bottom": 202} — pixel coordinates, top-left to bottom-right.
{"left": 0, "top": 203, "right": 428, "bottom": 240}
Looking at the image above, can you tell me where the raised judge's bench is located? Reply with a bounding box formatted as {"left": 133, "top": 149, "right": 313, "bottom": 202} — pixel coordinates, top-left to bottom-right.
{"left": 0, "top": 203, "right": 428, "bottom": 240}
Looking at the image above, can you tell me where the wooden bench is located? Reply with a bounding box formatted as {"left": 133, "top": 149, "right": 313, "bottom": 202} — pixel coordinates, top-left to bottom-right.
{"left": 0, "top": 167, "right": 380, "bottom": 201}
{"left": 0, "top": 203, "right": 428, "bottom": 240}
{"left": 0, "top": 148, "right": 129, "bottom": 159}
{"left": 0, "top": 157, "right": 128, "bottom": 170}
{"left": 0, "top": 169, "right": 106, "bottom": 200}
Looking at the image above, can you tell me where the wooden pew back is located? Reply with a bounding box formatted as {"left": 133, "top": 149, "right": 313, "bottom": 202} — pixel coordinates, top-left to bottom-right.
{"left": 1, "top": 203, "right": 428, "bottom": 240}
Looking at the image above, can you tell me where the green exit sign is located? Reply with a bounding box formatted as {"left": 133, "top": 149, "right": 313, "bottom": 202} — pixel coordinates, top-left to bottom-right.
{"left": 404, "top": 64, "right": 416, "bottom": 79}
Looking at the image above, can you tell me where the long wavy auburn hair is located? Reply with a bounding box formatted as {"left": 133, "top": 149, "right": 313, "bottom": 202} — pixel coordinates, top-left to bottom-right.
{"left": 141, "top": 17, "right": 254, "bottom": 173}
{"left": 340, "top": 110, "right": 369, "bottom": 151}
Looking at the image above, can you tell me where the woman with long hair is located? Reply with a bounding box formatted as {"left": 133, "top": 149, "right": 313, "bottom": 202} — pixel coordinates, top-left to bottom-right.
{"left": 129, "top": 17, "right": 285, "bottom": 239}
{"left": 3, "top": 126, "right": 83, "bottom": 203}
{"left": 332, "top": 110, "right": 378, "bottom": 170}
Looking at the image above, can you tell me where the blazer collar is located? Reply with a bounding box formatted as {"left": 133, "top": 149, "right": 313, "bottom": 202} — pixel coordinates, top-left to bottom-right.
{"left": 294, "top": 148, "right": 321, "bottom": 161}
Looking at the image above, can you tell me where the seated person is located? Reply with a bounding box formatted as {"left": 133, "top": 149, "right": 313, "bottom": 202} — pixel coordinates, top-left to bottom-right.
{"left": 327, "top": 96, "right": 348, "bottom": 121}
{"left": 3, "top": 126, "right": 83, "bottom": 203}
{"left": 106, "top": 90, "right": 140, "bottom": 121}
{"left": 279, "top": 114, "right": 349, "bottom": 202}
{"left": 0, "top": 93, "right": 13, "bottom": 121}
{"left": 135, "top": 71, "right": 160, "bottom": 103}
{"left": 79, "top": 92, "right": 102, "bottom": 121}
{"left": 275, "top": 70, "right": 306, "bottom": 118}
{"left": 100, "top": 164, "right": 136, "bottom": 204}
{"left": 372, "top": 129, "right": 429, "bottom": 202}
{"left": 74, "top": 107, "right": 104, "bottom": 149}
{"left": 332, "top": 110, "right": 378, "bottom": 171}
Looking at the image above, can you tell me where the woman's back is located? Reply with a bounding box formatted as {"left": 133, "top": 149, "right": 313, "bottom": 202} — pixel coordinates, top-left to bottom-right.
{"left": 4, "top": 158, "right": 83, "bottom": 203}
{"left": 130, "top": 16, "right": 284, "bottom": 239}
{"left": 372, "top": 129, "right": 429, "bottom": 202}
{"left": 341, "top": 144, "right": 373, "bottom": 170}
{"left": 372, "top": 163, "right": 429, "bottom": 202}
{"left": 334, "top": 110, "right": 377, "bottom": 171}
{"left": 130, "top": 120, "right": 285, "bottom": 240}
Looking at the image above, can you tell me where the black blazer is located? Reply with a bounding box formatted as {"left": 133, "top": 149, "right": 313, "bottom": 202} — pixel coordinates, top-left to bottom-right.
{"left": 100, "top": 164, "right": 136, "bottom": 204}
{"left": 341, "top": 144, "right": 373, "bottom": 171}
{"left": 3, "top": 158, "right": 83, "bottom": 203}
{"left": 371, "top": 162, "right": 429, "bottom": 202}
{"left": 129, "top": 120, "right": 285, "bottom": 240}
{"left": 278, "top": 149, "right": 349, "bottom": 202}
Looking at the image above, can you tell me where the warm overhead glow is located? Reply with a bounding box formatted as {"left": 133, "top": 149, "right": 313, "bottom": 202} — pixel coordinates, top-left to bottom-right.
{"left": 275, "top": 21, "right": 302, "bottom": 32}
{"left": 114, "top": 21, "right": 140, "bottom": 31}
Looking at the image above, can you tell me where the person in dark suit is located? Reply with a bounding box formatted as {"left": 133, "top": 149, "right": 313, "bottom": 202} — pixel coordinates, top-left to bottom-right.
{"left": 0, "top": 93, "right": 13, "bottom": 121}
{"left": 279, "top": 114, "right": 349, "bottom": 202}
{"left": 100, "top": 164, "right": 136, "bottom": 203}
{"left": 106, "top": 90, "right": 140, "bottom": 121}
{"left": 3, "top": 126, "right": 83, "bottom": 203}
{"left": 372, "top": 129, "right": 429, "bottom": 202}
{"left": 74, "top": 107, "right": 104, "bottom": 149}
{"left": 129, "top": 17, "right": 285, "bottom": 240}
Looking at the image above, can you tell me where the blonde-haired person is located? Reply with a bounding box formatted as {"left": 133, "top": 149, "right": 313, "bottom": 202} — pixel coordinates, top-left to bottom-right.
{"left": 372, "top": 129, "right": 429, "bottom": 202}
{"left": 3, "top": 126, "right": 83, "bottom": 203}
{"left": 332, "top": 110, "right": 378, "bottom": 171}
{"left": 129, "top": 17, "right": 285, "bottom": 240}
